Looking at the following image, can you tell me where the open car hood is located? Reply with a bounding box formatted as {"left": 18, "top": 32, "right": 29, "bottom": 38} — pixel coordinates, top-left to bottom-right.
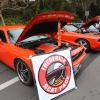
{"left": 79, "top": 16, "right": 100, "bottom": 29}
{"left": 16, "top": 11, "right": 75, "bottom": 43}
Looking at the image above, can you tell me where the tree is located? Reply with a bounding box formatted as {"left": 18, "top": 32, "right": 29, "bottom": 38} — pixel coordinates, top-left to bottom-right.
{"left": 0, "top": 0, "right": 29, "bottom": 26}
{"left": 69, "top": 0, "right": 97, "bottom": 21}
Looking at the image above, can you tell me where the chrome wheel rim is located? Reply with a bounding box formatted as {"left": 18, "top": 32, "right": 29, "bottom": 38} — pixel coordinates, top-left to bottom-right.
{"left": 17, "top": 62, "right": 30, "bottom": 83}
{"left": 78, "top": 40, "right": 87, "bottom": 50}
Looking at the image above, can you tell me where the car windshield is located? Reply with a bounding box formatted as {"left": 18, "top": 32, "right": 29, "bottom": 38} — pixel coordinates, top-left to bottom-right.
{"left": 64, "top": 24, "right": 78, "bottom": 32}
{"left": 8, "top": 28, "right": 24, "bottom": 44}
{"left": 8, "top": 28, "right": 48, "bottom": 44}
{"left": 88, "top": 25, "right": 97, "bottom": 29}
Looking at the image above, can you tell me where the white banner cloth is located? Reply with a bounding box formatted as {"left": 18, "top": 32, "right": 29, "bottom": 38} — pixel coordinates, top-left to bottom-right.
{"left": 31, "top": 49, "right": 76, "bottom": 100}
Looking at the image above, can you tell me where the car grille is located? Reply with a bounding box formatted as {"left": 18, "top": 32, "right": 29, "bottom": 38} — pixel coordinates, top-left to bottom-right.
{"left": 71, "top": 45, "right": 79, "bottom": 50}
{"left": 72, "top": 49, "right": 84, "bottom": 62}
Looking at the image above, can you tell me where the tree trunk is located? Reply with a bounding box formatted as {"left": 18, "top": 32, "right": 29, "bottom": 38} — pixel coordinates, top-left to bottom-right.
{"left": 0, "top": 13, "right": 5, "bottom": 26}
{"left": 36, "top": 0, "right": 40, "bottom": 14}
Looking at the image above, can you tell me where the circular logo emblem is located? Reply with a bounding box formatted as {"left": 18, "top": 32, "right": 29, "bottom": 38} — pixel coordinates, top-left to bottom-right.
{"left": 38, "top": 55, "right": 71, "bottom": 94}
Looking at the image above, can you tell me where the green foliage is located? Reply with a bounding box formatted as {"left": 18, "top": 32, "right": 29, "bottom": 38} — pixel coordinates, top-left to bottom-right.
{"left": 89, "top": 0, "right": 100, "bottom": 18}
{"left": 3, "top": 10, "right": 20, "bottom": 25}
{"left": 2, "top": 5, "right": 36, "bottom": 25}
{"left": 1, "top": 0, "right": 100, "bottom": 25}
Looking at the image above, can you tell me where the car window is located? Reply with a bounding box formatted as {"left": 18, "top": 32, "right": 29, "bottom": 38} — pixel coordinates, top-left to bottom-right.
{"left": 20, "top": 35, "right": 48, "bottom": 42}
{"left": 7, "top": 28, "right": 48, "bottom": 44}
{"left": 0, "top": 30, "right": 7, "bottom": 43}
{"left": 88, "top": 25, "right": 97, "bottom": 29}
{"left": 64, "top": 24, "right": 78, "bottom": 32}
{"left": 87, "top": 25, "right": 99, "bottom": 32}
{"left": 8, "top": 28, "right": 24, "bottom": 44}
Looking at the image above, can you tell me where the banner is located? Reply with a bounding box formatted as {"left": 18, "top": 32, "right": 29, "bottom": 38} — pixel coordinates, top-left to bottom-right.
{"left": 31, "top": 49, "right": 76, "bottom": 100}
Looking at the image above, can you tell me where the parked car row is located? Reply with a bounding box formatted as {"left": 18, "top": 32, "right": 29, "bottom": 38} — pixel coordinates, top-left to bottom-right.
{"left": 0, "top": 11, "right": 99, "bottom": 86}
{"left": 62, "top": 15, "right": 100, "bottom": 52}
{"left": 73, "top": 16, "right": 100, "bottom": 32}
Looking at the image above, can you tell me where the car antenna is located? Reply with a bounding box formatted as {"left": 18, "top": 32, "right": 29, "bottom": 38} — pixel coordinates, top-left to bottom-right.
{"left": 57, "top": 19, "right": 61, "bottom": 47}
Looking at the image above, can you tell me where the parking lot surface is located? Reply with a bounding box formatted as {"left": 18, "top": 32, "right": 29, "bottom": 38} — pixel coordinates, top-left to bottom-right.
{"left": 0, "top": 51, "right": 100, "bottom": 100}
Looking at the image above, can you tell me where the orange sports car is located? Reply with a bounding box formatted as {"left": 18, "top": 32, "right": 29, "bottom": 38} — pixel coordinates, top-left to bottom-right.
{"left": 0, "top": 11, "right": 86, "bottom": 86}
{"left": 62, "top": 16, "right": 100, "bottom": 52}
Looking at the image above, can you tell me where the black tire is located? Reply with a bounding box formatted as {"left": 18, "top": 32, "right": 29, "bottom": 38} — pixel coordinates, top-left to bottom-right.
{"left": 15, "top": 59, "right": 33, "bottom": 86}
{"left": 76, "top": 39, "right": 90, "bottom": 52}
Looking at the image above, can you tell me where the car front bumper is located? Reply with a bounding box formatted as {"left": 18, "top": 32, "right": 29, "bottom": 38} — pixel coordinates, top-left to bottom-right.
{"left": 72, "top": 51, "right": 86, "bottom": 75}
{"left": 73, "top": 63, "right": 81, "bottom": 75}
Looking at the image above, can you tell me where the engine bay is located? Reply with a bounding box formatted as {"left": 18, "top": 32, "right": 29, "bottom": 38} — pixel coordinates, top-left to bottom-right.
{"left": 18, "top": 37, "right": 78, "bottom": 55}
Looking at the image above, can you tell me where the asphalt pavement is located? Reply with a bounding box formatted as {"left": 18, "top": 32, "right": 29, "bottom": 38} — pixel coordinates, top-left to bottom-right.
{"left": 0, "top": 51, "right": 100, "bottom": 100}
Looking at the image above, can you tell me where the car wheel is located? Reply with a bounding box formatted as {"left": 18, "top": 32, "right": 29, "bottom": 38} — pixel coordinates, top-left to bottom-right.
{"left": 76, "top": 39, "right": 90, "bottom": 52}
{"left": 16, "top": 59, "right": 33, "bottom": 86}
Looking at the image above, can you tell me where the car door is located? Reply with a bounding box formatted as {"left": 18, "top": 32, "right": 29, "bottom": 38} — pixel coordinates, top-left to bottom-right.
{"left": 0, "top": 30, "right": 15, "bottom": 68}
{"left": 61, "top": 24, "right": 78, "bottom": 41}
{"left": 0, "top": 30, "right": 7, "bottom": 60}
